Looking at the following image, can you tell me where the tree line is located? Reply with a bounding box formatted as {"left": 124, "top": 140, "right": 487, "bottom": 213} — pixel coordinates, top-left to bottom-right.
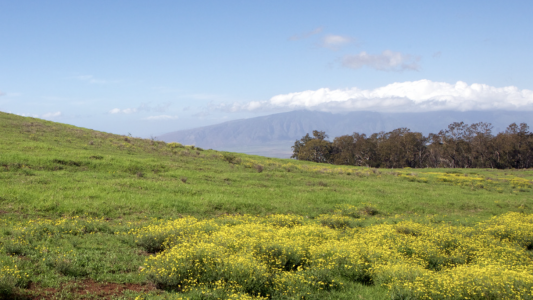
{"left": 291, "top": 122, "right": 533, "bottom": 169}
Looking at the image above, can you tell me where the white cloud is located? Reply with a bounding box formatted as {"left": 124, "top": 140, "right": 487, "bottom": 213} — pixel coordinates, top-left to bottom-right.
{"left": 121, "top": 108, "right": 137, "bottom": 114}
{"left": 41, "top": 111, "right": 62, "bottom": 118}
{"left": 289, "top": 27, "right": 323, "bottom": 41}
{"left": 109, "top": 108, "right": 137, "bottom": 114}
{"left": 342, "top": 50, "right": 420, "bottom": 71}
{"left": 321, "top": 35, "right": 353, "bottom": 50}
{"left": 216, "top": 80, "right": 533, "bottom": 113}
{"left": 142, "top": 115, "right": 179, "bottom": 120}
{"left": 15, "top": 111, "right": 62, "bottom": 119}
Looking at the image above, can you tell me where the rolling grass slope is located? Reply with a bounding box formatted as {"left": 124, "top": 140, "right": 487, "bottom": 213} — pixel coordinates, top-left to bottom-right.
{"left": 0, "top": 111, "right": 532, "bottom": 299}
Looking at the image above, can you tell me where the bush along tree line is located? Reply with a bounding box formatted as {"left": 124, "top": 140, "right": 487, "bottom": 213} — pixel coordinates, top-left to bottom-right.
{"left": 291, "top": 122, "right": 533, "bottom": 169}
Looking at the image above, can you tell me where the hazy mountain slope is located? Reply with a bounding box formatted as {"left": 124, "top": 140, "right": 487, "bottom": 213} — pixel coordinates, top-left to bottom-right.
{"left": 157, "top": 110, "right": 533, "bottom": 158}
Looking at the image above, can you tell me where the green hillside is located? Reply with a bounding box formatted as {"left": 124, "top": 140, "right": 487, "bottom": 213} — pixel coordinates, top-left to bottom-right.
{"left": 1, "top": 111, "right": 532, "bottom": 299}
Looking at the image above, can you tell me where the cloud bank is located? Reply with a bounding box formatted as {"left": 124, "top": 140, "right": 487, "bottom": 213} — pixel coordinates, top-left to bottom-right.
{"left": 218, "top": 80, "right": 533, "bottom": 113}
{"left": 342, "top": 50, "right": 421, "bottom": 71}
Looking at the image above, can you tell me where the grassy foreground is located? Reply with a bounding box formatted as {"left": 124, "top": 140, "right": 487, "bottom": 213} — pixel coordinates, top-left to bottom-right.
{"left": 0, "top": 111, "right": 532, "bottom": 299}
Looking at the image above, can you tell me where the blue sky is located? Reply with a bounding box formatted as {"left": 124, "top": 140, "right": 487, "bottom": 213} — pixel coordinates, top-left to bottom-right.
{"left": 1, "top": 1, "right": 532, "bottom": 137}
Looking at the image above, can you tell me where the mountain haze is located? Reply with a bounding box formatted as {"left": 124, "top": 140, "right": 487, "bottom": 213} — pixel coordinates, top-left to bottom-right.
{"left": 158, "top": 110, "right": 533, "bottom": 158}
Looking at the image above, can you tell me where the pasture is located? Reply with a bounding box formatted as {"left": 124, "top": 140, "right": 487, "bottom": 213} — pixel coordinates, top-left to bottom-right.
{"left": 1, "top": 111, "right": 532, "bottom": 299}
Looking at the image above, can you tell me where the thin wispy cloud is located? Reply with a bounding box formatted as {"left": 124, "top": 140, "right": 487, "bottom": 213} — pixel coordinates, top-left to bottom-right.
{"left": 193, "top": 111, "right": 211, "bottom": 118}
{"left": 109, "top": 102, "right": 172, "bottom": 114}
{"left": 214, "top": 80, "right": 533, "bottom": 113}
{"left": 142, "top": 115, "right": 179, "bottom": 120}
{"left": 289, "top": 27, "right": 323, "bottom": 41}
{"left": 138, "top": 102, "right": 172, "bottom": 113}
{"left": 0, "top": 91, "right": 5, "bottom": 96}
{"left": 342, "top": 50, "right": 421, "bottom": 71}
{"left": 321, "top": 34, "right": 353, "bottom": 50}
{"left": 182, "top": 93, "right": 224, "bottom": 101}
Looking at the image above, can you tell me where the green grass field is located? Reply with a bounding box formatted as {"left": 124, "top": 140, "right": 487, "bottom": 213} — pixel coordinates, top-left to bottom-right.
{"left": 1, "top": 111, "right": 532, "bottom": 299}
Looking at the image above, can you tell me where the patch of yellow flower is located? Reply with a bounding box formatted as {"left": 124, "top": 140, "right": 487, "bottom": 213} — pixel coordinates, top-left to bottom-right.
{"left": 0, "top": 216, "right": 110, "bottom": 256}
{"left": 397, "top": 170, "right": 533, "bottom": 193}
{"left": 0, "top": 254, "right": 27, "bottom": 293}
{"left": 242, "top": 158, "right": 361, "bottom": 175}
{"left": 131, "top": 211, "right": 533, "bottom": 299}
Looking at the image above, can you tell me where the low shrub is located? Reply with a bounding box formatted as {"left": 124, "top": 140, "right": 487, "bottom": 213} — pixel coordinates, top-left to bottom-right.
{"left": 334, "top": 204, "right": 361, "bottom": 219}
{"left": 362, "top": 205, "right": 379, "bottom": 216}
{"left": 52, "top": 159, "right": 83, "bottom": 167}
{"left": 167, "top": 142, "right": 184, "bottom": 149}
{"left": 222, "top": 153, "right": 237, "bottom": 164}
{"left": 316, "top": 214, "right": 355, "bottom": 229}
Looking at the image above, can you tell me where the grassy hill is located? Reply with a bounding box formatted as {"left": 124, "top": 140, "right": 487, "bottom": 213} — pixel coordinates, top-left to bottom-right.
{"left": 1, "top": 111, "right": 532, "bottom": 299}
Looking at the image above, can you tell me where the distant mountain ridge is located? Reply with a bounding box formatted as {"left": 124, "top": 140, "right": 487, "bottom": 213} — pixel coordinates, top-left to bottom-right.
{"left": 157, "top": 110, "right": 533, "bottom": 158}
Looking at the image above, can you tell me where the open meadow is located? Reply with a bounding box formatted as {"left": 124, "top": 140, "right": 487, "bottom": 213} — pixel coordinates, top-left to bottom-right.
{"left": 1, "top": 111, "right": 533, "bottom": 299}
